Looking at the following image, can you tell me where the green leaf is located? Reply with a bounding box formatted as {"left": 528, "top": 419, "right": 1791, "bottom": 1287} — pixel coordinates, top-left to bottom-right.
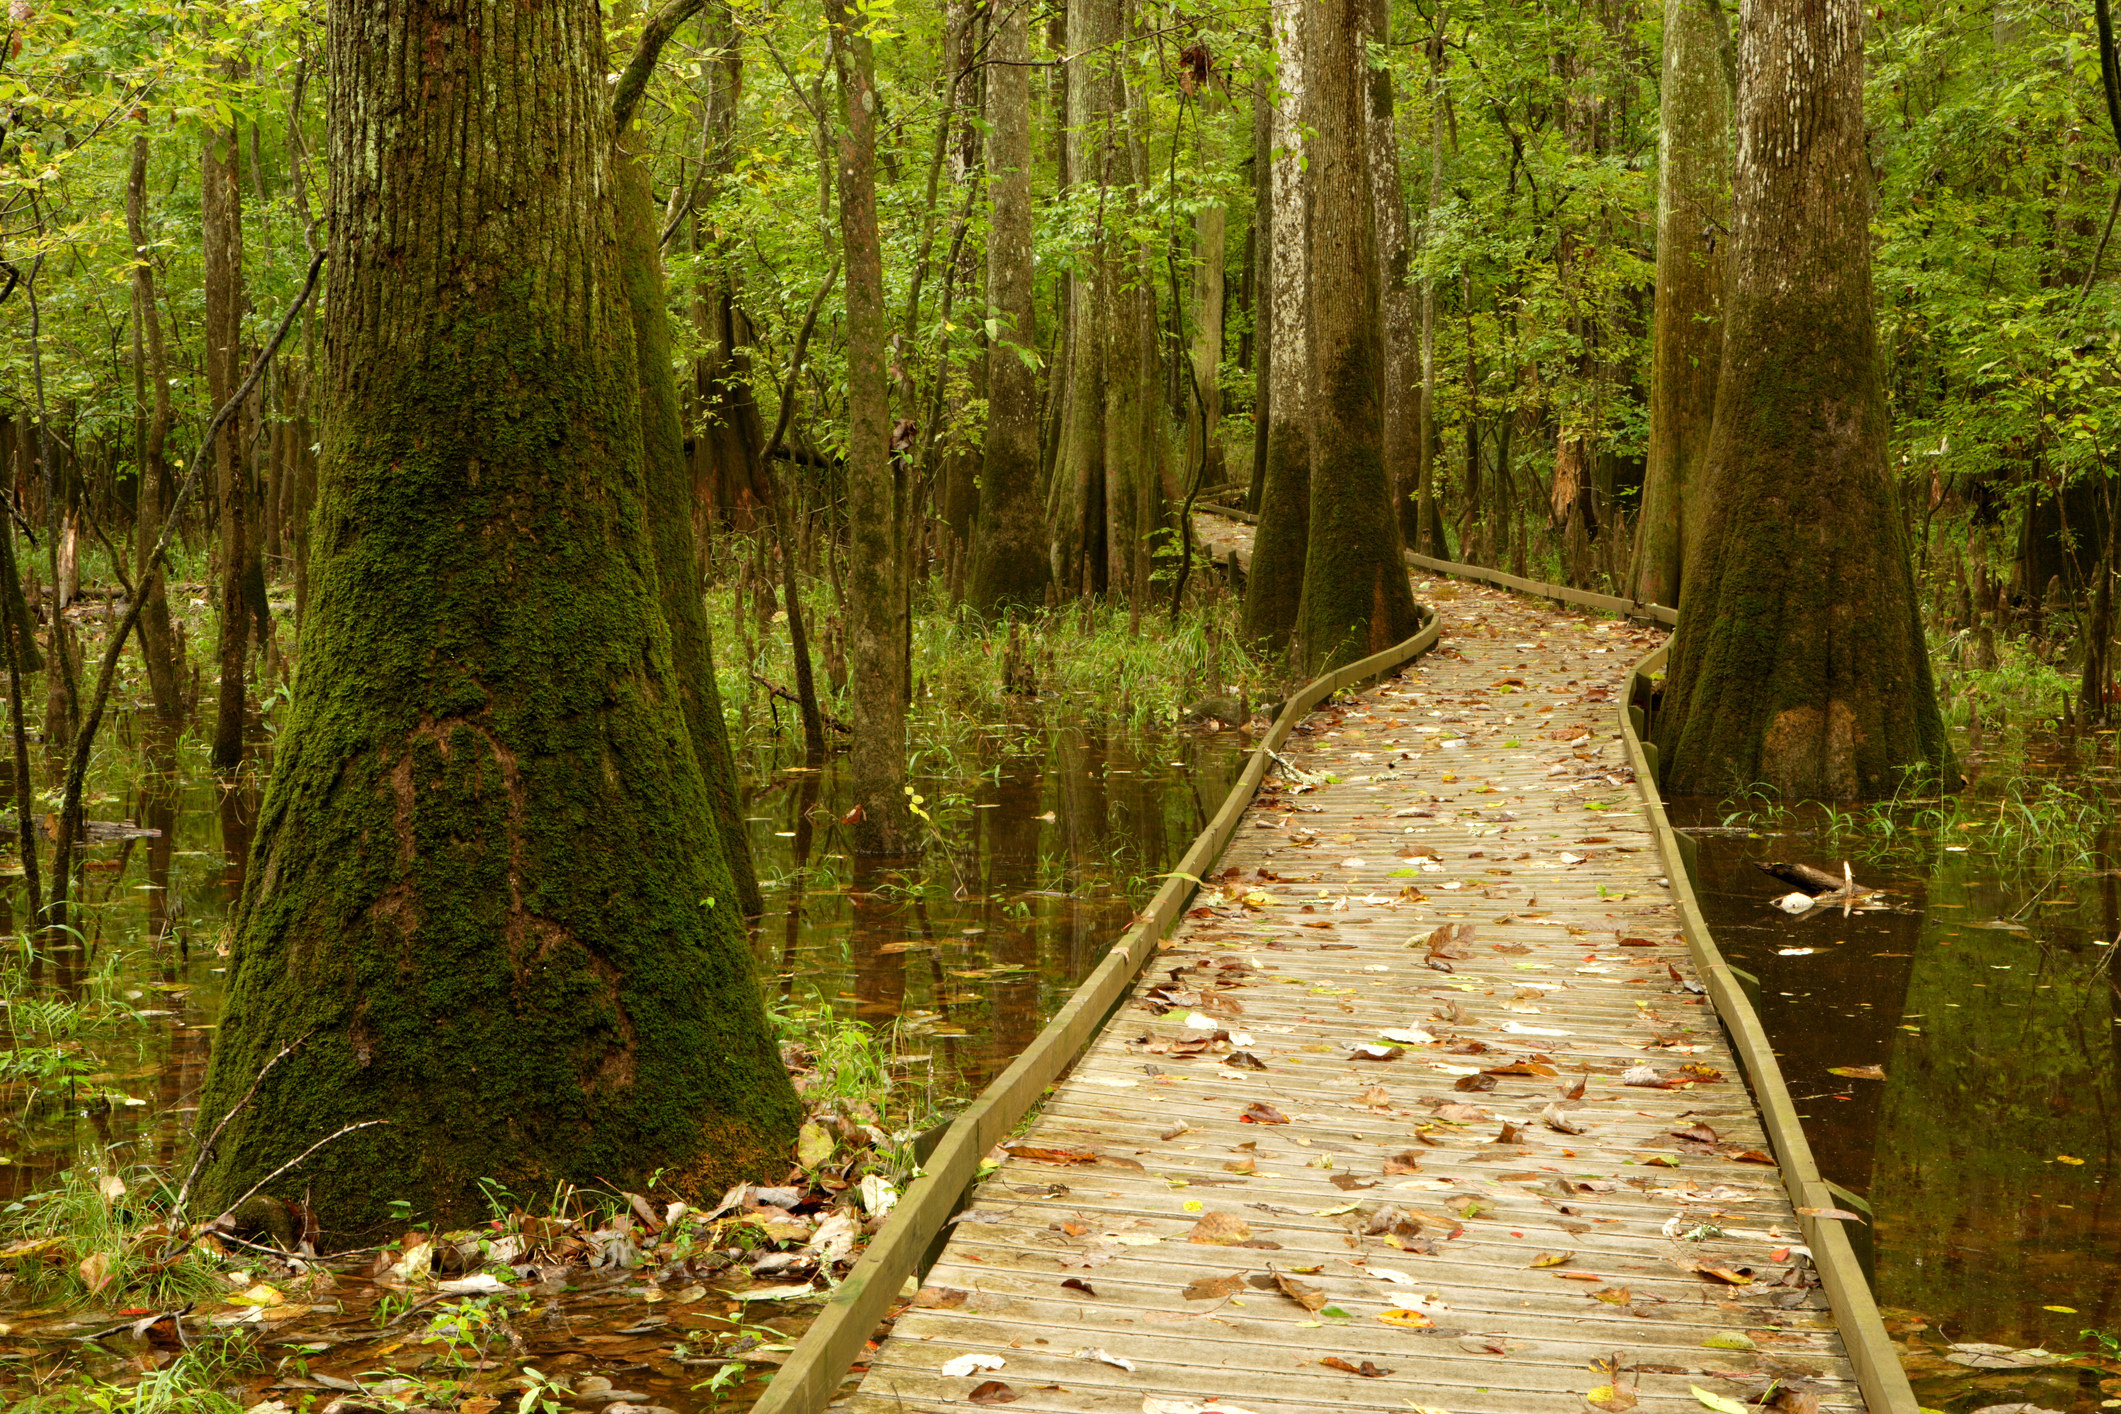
{"left": 1691, "top": 1388, "right": 1748, "bottom": 1414}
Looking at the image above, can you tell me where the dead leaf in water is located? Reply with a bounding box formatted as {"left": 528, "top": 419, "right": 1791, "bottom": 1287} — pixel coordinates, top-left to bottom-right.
{"left": 1826, "top": 1065, "right": 1884, "bottom": 1080}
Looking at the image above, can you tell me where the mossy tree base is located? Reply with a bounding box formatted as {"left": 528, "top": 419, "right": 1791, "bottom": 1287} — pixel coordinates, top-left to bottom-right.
{"left": 190, "top": 0, "right": 799, "bottom": 1242}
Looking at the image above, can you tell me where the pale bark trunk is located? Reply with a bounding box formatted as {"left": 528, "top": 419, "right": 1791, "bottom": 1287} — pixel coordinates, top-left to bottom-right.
{"left": 1367, "top": 0, "right": 1421, "bottom": 553}
{"left": 1633, "top": 0, "right": 1731, "bottom": 607}
{"left": 1413, "top": 3, "right": 1446, "bottom": 553}
{"left": 968, "top": 0, "right": 1049, "bottom": 612}
{"left": 205, "top": 110, "right": 250, "bottom": 770}
{"left": 1187, "top": 201, "right": 1227, "bottom": 489}
{"left": 128, "top": 134, "right": 182, "bottom": 724}
{"left": 828, "top": 0, "right": 911, "bottom": 851}
{"left": 1241, "top": 0, "right": 1312, "bottom": 647}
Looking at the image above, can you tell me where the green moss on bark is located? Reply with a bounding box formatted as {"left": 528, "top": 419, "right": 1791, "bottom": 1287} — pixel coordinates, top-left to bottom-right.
{"left": 191, "top": 0, "right": 798, "bottom": 1240}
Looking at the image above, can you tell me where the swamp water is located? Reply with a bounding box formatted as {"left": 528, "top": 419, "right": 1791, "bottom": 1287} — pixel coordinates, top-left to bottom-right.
{"left": 0, "top": 705, "right": 1250, "bottom": 1411}
{"left": 7, "top": 672, "right": 2121, "bottom": 1413}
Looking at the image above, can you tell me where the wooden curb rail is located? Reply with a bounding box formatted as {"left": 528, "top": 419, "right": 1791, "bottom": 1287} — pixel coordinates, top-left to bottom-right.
{"left": 1398, "top": 544, "right": 1917, "bottom": 1414}
{"left": 749, "top": 606, "right": 1445, "bottom": 1414}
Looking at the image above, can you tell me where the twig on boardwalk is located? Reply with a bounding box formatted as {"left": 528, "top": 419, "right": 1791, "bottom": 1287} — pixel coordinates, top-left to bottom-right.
{"left": 1266, "top": 748, "right": 1325, "bottom": 787}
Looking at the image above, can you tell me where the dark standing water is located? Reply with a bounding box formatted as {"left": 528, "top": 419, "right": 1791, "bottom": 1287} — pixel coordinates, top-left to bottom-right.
{"left": 0, "top": 711, "right": 1251, "bottom": 1199}
{"left": 1672, "top": 727, "right": 2121, "bottom": 1409}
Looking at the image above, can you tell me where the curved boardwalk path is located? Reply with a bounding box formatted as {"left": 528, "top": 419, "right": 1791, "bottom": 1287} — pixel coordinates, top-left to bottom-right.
{"left": 836, "top": 520, "right": 1865, "bottom": 1414}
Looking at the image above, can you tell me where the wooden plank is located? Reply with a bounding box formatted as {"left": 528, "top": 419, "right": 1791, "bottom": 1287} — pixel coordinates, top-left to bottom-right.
{"left": 828, "top": 566, "right": 1889, "bottom": 1414}
{"left": 748, "top": 593, "right": 1442, "bottom": 1414}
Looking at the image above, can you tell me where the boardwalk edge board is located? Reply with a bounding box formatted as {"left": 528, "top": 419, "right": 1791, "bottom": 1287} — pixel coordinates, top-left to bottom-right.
{"left": 749, "top": 607, "right": 1445, "bottom": 1414}
{"left": 1404, "top": 548, "right": 1917, "bottom": 1414}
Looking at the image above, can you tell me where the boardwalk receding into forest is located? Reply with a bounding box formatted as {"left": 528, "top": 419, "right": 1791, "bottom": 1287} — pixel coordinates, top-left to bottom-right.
{"left": 835, "top": 528, "right": 1866, "bottom": 1414}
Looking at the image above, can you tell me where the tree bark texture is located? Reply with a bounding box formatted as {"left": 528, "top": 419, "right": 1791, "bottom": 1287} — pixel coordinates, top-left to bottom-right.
{"left": 128, "top": 134, "right": 181, "bottom": 723}
{"left": 1047, "top": 0, "right": 1166, "bottom": 602}
{"left": 1654, "top": 0, "right": 1951, "bottom": 798}
{"left": 616, "top": 124, "right": 763, "bottom": 917}
{"left": 967, "top": 0, "right": 1049, "bottom": 613}
{"left": 828, "top": 0, "right": 912, "bottom": 852}
{"left": 192, "top": 0, "right": 800, "bottom": 1236}
{"left": 205, "top": 113, "right": 250, "bottom": 769}
{"left": 1366, "top": 0, "right": 1422, "bottom": 556}
{"left": 1186, "top": 197, "right": 1227, "bottom": 489}
{"left": 1248, "top": 54, "right": 1273, "bottom": 512}
{"left": 1242, "top": 0, "right": 1312, "bottom": 648}
{"left": 1633, "top": 0, "right": 1731, "bottom": 608}
{"left": 1413, "top": 2, "right": 1446, "bottom": 552}
{"left": 1297, "top": 0, "right": 1421, "bottom": 672}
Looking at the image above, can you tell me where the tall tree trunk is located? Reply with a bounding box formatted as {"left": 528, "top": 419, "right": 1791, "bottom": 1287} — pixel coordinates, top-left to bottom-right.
{"left": 1047, "top": 0, "right": 1164, "bottom": 601}
{"left": 967, "top": 0, "right": 1049, "bottom": 613}
{"left": 1367, "top": 0, "right": 1422, "bottom": 554}
{"left": 1654, "top": 0, "right": 1951, "bottom": 798}
{"left": 128, "top": 133, "right": 183, "bottom": 724}
{"left": 615, "top": 99, "right": 765, "bottom": 916}
{"left": 828, "top": 0, "right": 911, "bottom": 852}
{"left": 1413, "top": 1, "right": 1446, "bottom": 552}
{"left": 1187, "top": 197, "right": 1227, "bottom": 489}
{"left": 1247, "top": 47, "right": 1273, "bottom": 513}
{"left": 1241, "top": 0, "right": 1311, "bottom": 648}
{"left": 1633, "top": 0, "right": 1731, "bottom": 607}
{"left": 1297, "top": 0, "right": 1421, "bottom": 672}
{"left": 191, "top": 0, "right": 800, "bottom": 1235}
{"left": 205, "top": 109, "right": 251, "bottom": 770}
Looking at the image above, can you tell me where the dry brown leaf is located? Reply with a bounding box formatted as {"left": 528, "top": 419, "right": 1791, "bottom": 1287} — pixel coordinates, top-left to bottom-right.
{"left": 1183, "top": 1272, "right": 1246, "bottom": 1301}
{"left": 1186, "top": 1212, "right": 1253, "bottom": 1245}
{"left": 1272, "top": 1269, "right": 1327, "bottom": 1311}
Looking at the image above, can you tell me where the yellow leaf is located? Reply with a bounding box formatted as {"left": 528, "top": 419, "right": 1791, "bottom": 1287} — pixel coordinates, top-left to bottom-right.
{"left": 2056, "top": 1155, "right": 2087, "bottom": 1165}
{"left": 1376, "top": 1308, "right": 1435, "bottom": 1328}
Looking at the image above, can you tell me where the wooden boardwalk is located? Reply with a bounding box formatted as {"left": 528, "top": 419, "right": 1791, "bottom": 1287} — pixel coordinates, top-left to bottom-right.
{"left": 836, "top": 527, "right": 1866, "bottom": 1414}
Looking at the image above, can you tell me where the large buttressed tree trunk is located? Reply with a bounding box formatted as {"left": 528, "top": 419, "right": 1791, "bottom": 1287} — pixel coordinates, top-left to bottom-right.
{"left": 1241, "top": 0, "right": 1312, "bottom": 649}
{"left": 1654, "top": 0, "right": 1950, "bottom": 798}
{"left": 967, "top": 0, "right": 1049, "bottom": 613}
{"left": 1296, "top": 0, "right": 1420, "bottom": 672}
{"left": 192, "top": 0, "right": 801, "bottom": 1235}
{"left": 828, "top": 0, "right": 912, "bottom": 852}
{"left": 1632, "top": 0, "right": 1731, "bottom": 608}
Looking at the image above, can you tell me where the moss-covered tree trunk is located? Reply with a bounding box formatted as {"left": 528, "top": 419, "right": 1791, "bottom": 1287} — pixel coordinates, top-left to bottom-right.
{"left": 191, "top": 0, "right": 800, "bottom": 1237}
{"left": 1241, "top": 0, "right": 1312, "bottom": 649}
{"left": 615, "top": 120, "right": 763, "bottom": 918}
{"left": 1653, "top": 0, "right": 1950, "bottom": 799}
{"left": 827, "top": 0, "right": 912, "bottom": 852}
{"left": 1632, "top": 0, "right": 1731, "bottom": 608}
{"left": 204, "top": 111, "right": 250, "bottom": 770}
{"left": 1296, "top": 0, "right": 1421, "bottom": 672}
{"left": 966, "top": 0, "right": 1049, "bottom": 614}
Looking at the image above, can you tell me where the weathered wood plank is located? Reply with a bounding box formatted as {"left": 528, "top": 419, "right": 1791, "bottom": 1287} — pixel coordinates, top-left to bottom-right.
{"left": 833, "top": 555, "right": 1888, "bottom": 1414}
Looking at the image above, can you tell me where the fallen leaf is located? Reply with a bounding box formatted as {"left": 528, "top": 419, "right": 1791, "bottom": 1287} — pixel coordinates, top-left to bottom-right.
{"left": 942, "top": 1353, "right": 1007, "bottom": 1378}
{"left": 1826, "top": 1064, "right": 1885, "bottom": 1080}
{"left": 1183, "top": 1272, "right": 1245, "bottom": 1300}
{"left": 1541, "top": 1102, "right": 1589, "bottom": 1135}
{"left": 1585, "top": 1385, "right": 1639, "bottom": 1412}
{"left": 1224, "top": 1050, "right": 1268, "bottom": 1070}
{"left": 1272, "top": 1270, "right": 1327, "bottom": 1311}
{"left": 1160, "top": 1122, "right": 1191, "bottom": 1141}
{"left": 1528, "top": 1250, "right": 1574, "bottom": 1268}
{"left": 1454, "top": 1073, "right": 1499, "bottom": 1092}
{"left": 1702, "top": 1331, "right": 1756, "bottom": 1350}
{"left": 1794, "top": 1206, "right": 1864, "bottom": 1223}
{"left": 969, "top": 1381, "right": 1019, "bottom": 1405}
{"left": 1186, "top": 1212, "right": 1252, "bottom": 1245}
{"left": 1072, "top": 1347, "right": 1135, "bottom": 1371}
{"left": 1350, "top": 1043, "right": 1406, "bottom": 1061}
{"left": 1240, "top": 1102, "right": 1289, "bottom": 1125}
{"left": 1694, "top": 1266, "right": 1752, "bottom": 1286}
{"left": 78, "top": 1252, "right": 113, "bottom": 1295}
{"left": 1592, "top": 1286, "right": 1632, "bottom": 1305}
{"left": 1320, "top": 1357, "right": 1393, "bottom": 1377}
{"left": 1383, "top": 1150, "right": 1423, "bottom": 1175}
{"left": 1494, "top": 1121, "right": 1530, "bottom": 1145}
{"left": 1061, "top": 1278, "right": 1097, "bottom": 1297}
{"left": 1691, "top": 1388, "right": 1749, "bottom": 1414}
{"left": 1376, "top": 1308, "right": 1435, "bottom": 1328}
{"left": 2057, "top": 1155, "right": 2087, "bottom": 1165}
